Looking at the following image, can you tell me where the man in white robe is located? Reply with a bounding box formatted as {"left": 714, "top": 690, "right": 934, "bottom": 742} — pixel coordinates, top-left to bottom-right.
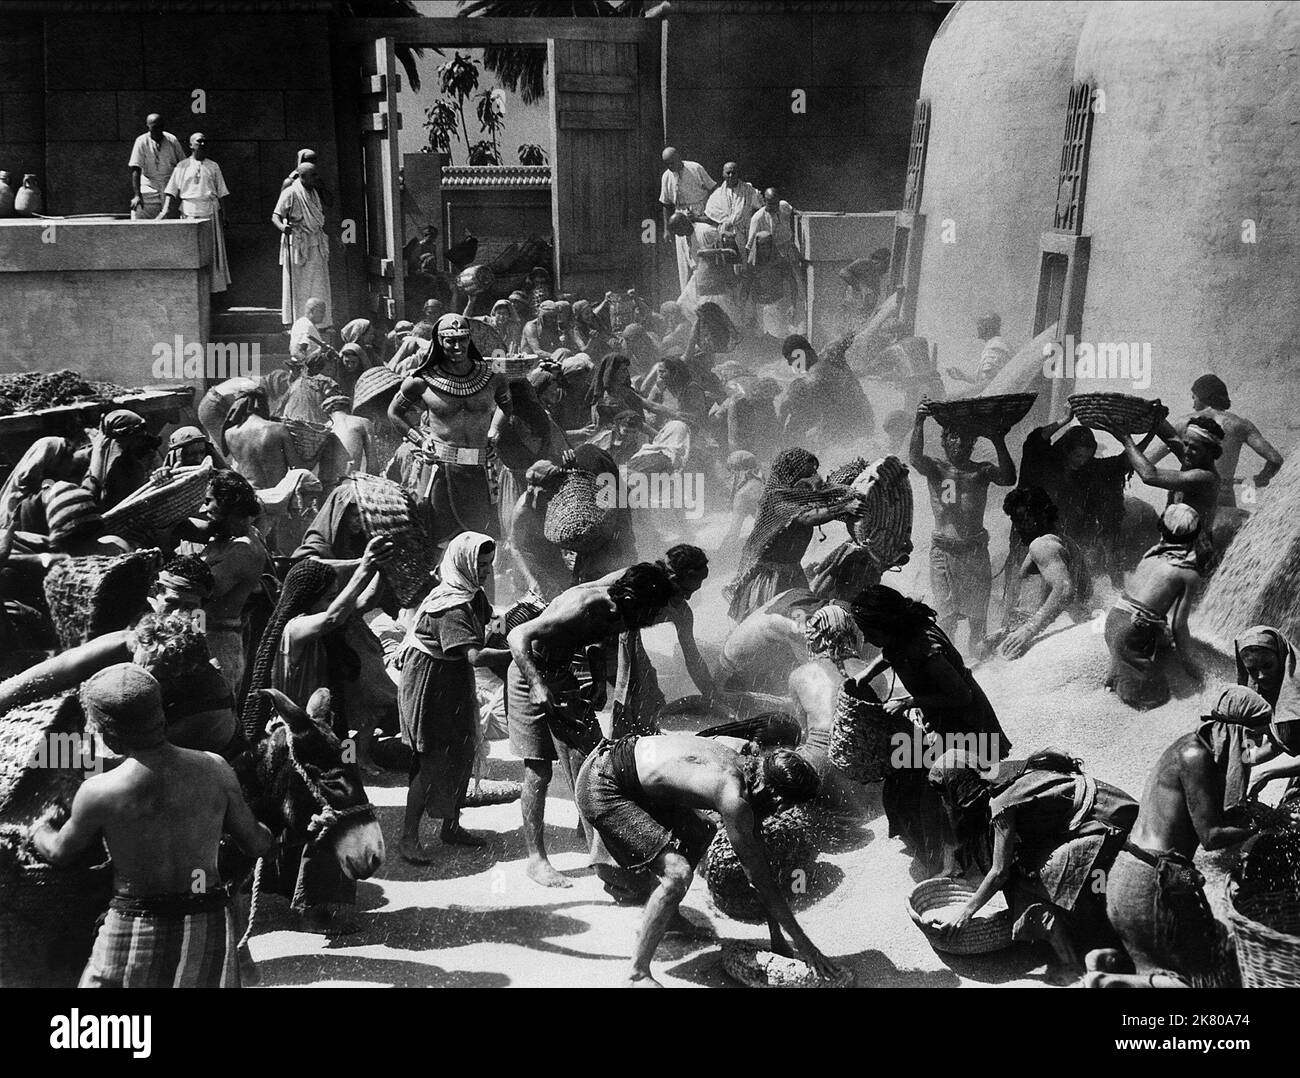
{"left": 746, "top": 187, "right": 806, "bottom": 337}
{"left": 272, "top": 161, "right": 332, "bottom": 327}
{"left": 705, "top": 161, "right": 762, "bottom": 254}
{"left": 658, "top": 147, "right": 715, "bottom": 292}
{"left": 161, "top": 133, "right": 231, "bottom": 293}
{"left": 128, "top": 113, "right": 184, "bottom": 220}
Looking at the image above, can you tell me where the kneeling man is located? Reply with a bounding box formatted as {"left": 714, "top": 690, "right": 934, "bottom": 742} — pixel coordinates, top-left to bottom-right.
{"left": 576, "top": 732, "right": 842, "bottom": 986}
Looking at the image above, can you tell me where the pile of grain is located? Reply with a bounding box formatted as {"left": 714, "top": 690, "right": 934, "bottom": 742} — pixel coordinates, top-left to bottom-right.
{"left": 1199, "top": 455, "right": 1300, "bottom": 646}
{"left": 0, "top": 370, "right": 132, "bottom": 415}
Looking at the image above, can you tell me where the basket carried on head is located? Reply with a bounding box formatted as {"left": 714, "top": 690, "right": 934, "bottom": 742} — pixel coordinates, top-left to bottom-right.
{"left": 43, "top": 549, "right": 161, "bottom": 649}
{"left": 705, "top": 806, "right": 821, "bottom": 923}
{"left": 829, "top": 689, "right": 891, "bottom": 783}
{"left": 351, "top": 366, "right": 402, "bottom": 419}
{"left": 281, "top": 417, "right": 333, "bottom": 464}
{"left": 1228, "top": 828, "right": 1300, "bottom": 987}
{"left": 907, "top": 877, "right": 1012, "bottom": 955}
{"left": 849, "top": 455, "right": 913, "bottom": 569}
{"left": 101, "top": 460, "right": 213, "bottom": 544}
{"left": 350, "top": 473, "right": 438, "bottom": 608}
{"left": 488, "top": 353, "right": 538, "bottom": 377}
{"left": 468, "top": 318, "right": 508, "bottom": 361}
{"left": 544, "top": 470, "right": 617, "bottom": 553}
{"left": 928, "top": 392, "right": 1038, "bottom": 437}
{"left": 1068, "top": 392, "right": 1163, "bottom": 435}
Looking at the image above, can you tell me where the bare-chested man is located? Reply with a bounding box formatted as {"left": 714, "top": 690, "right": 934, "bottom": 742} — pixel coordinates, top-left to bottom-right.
{"left": 1147, "top": 374, "right": 1283, "bottom": 509}
{"left": 576, "top": 733, "right": 842, "bottom": 986}
{"left": 221, "top": 386, "right": 305, "bottom": 490}
{"left": 388, "top": 313, "right": 512, "bottom": 547}
{"left": 787, "top": 605, "right": 875, "bottom": 774}
{"left": 179, "top": 470, "right": 271, "bottom": 697}
{"left": 1104, "top": 503, "right": 1206, "bottom": 710}
{"left": 1106, "top": 410, "right": 1223, "bottom": 539}
{"left": 910, "top": 399, "right": 1015, "bottom": 646}
{"left": 995, "top": 486, "right": 1091, "bottom": 660}
{"left": 322, "top": 393, "right": 375, "bottom": 475}
{"left": 507, "top": 562, "right": 676, "bottom": 887}
{"left": 1088, "top": 685, "right": 1270, "bottom": 988}
{"left": 31, "top": 663, "right": 273, "bottom": 987}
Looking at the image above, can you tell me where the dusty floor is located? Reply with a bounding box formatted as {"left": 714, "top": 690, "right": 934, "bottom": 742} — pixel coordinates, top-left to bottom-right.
{"left": 250, "top": 463, "right": 1267, "bottom": 988}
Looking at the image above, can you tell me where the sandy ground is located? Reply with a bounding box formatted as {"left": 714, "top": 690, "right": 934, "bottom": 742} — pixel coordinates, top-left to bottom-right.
{"left": 250, "top": 457, "right": 1269, "bottom": 988}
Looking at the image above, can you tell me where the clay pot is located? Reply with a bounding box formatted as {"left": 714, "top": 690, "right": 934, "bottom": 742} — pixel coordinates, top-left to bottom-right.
{"left": 0, "top": 172, "right": 14, "bottom": 217}
{"left": 13, "top": 174, "right": 41, "bottom": 216}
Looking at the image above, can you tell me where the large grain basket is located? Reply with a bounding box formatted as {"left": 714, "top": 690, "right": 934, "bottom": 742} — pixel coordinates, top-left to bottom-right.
{"left": 829, "top": 689, "right": 891, "bottom": 783}
{"left": 928, "top": 392, "right": 1038, "bottom": 437}
{"left": 43, "top": 549, "right": 161, "bottom": 649}
{"left": 544, "top": 470, "right": 617, "bottom": 553}
{"left": 101, "top": 460, "right": 213, "bottom": 542}
{"left": 0, "top": 845, "right": 111, "bottom": 987}
{"left": 1068, "top": 392, "right": 1163, "bottom": 436}
{"left": 907, "top": 877, "right": 1012, "bottom": 955}
{"left": 282, "top": 417, "right": 332, "bottom": 463}
{"left": 488, "top": 353, "right": 538, "bottom": 377}
{"left": 351, "top": 365, "right": 402, "bottom": 417}
{"left": 705, "top": 806, "right": 821, "bottom": 923}
{"left": 350, "top": 473, "right": 437, "bottom": 608}
{"left": 1228, "top": 880, "right": 1300, "bottom": 988}
{"left": 849, "top": 455, "right": 913, "bottom": 569}
{"left": 0, "top": 693, "right": 85, "bottom": 827}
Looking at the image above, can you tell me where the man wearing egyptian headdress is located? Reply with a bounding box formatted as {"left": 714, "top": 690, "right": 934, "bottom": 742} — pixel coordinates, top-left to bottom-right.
{"left": 388, "top": 313, "right": 513, "bottom": 546}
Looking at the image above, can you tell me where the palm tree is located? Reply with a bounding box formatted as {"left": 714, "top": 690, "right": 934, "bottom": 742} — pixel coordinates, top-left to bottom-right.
{"left": 337, "top": 0, "right": 429, "bottom": 92}
{"left": 458, "top": 0, "right": 649, "bottom": 104}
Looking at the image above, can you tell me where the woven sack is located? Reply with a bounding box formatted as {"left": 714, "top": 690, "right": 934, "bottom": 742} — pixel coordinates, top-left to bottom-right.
{"left": 544, "top": 470, "right": 617, "bottom": 553}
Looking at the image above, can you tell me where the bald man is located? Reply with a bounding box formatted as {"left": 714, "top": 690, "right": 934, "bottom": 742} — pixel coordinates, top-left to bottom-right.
{"left": 659, "top": 147, "right": 715, "bottom": 292}
{"left": 162, "top": 134, "right": 231, "bottom": 292}
{"left": 273, "top": 159, "right": 332, "bottom": 326}
{"left": 705, "top": 161, "right": 762, "bottom": 253}
{"left": 128, "top": 113, "right": 184, "bottom": 219}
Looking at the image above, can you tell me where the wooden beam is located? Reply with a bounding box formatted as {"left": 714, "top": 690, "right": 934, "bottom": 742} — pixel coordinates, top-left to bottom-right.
{"left": 360, "top": 73, "right": 402, "bottom": 95}
{"left": 555, "top": 72, "right": 635, "bottom": 95}
{"left": 366, "top": 256, "right": 395, "bottom": 279}
{"left": 339, "top": 17, "right": 658, "bottom": 47}
{"left": 558, "top": 111, "right": 637, "bottom": 130}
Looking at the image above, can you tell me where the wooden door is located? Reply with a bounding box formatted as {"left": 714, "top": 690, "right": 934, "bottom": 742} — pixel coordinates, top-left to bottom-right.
{"left": 547, "top": 38, "right": 645, "bottom": 297}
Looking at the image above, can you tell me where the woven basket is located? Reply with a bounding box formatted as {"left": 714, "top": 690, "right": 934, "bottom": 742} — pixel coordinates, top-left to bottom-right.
{"left": 350, "top": 473, "right": 437, "bottom": 608}
{"left": 825, "top": 458, "right": 869, "bottom": 488}
{"left": 720, "top": 939, "right": 855, "bottom": 988}
{"left": 1068, "top": 392, "right": 1163, "bottom": 435}
{"left": 849, "top": 455, "right": 913, "bottom": 569}
{"left": 544, "top": 470, "right": 617, "bottom": 553}
{"left": 0, "top": 848, "right": 111, "bottom": 987}
{"left": 488, "top": 353, "right": 537, "bottom": 377}
{"left": 828, "top": 690, "right": 891, "bottom": 783}
{"left": 352, "top": 365, "right": 402, "bottom": 416}
{"left": 282, "top": 417, "right": 332, "bottom": 463}
{"left": 43, "top": 549, "right": 161, "bottom": 649}
{"left": 907, "top": 877, "right": 1012, "bottom": 955}
{"left": 469, "top": 319, "right": 508, "bottom": 360}
{"left": 463, "top": 778, "right": 523, "bottom": 807}
{"left": 0, "top": 693, "right": 86, "bottom": 827}
{"left": 705, "top": 806, "right": 821, "bottom": 923}
{"left": 101, "top": 460, "right": 213, "bottom": 541}
{"left": 1228, "top": 878, "right": 1300, "bottom": 988}
{"left": 928, "top": 392, "right": 1038, "bottom": 437}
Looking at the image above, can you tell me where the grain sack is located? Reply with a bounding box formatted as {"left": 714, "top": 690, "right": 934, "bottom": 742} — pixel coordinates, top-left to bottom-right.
{"left": 43, "top": 549, "right": 161, "bottom": 649}
{"left": 0, "top": 693, "right": 85, "bottom": 829}
{"left": 705, "top": 805, "right": 822, "bottom": 923}
{"left": 350, "top": 473, "right": 438, "bottom": 608}
{"left": 828, "top": 689, "right": 891, "bottom": 783}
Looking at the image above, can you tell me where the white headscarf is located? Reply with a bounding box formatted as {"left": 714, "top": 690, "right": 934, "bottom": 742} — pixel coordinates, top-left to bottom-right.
{"left": 418, "top": 531, "right": 495, "bottom": 617}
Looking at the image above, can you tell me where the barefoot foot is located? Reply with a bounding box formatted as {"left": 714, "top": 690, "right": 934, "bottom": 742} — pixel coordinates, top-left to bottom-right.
{"left": 526, "top": 858, "right": 572, "bottom": 888}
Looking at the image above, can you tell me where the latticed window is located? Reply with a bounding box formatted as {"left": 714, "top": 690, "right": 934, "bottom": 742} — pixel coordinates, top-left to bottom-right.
{"left": 1053, "top": 82, "right": 1095, "bottom": 233}
{"left": 902, "top": 99, "right": 930, "bottom": 213}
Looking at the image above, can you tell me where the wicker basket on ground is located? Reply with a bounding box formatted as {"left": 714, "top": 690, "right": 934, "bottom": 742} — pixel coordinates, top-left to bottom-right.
{"left": 281, "top": 417, "right": 333, "bottom": 464}
{"left": 43, "top": 549, "right": 161, "bottom": 649}
{"left": 928, "top": 392, "right": 1038, "bottom": 437}
{"left": 1068, "top": 392, "right": 1164, "bottom": 435}
{"left": 544, "top": 470, "right": 617, "bottom": 553}
{"left": 1228, "top": 827, "right": 1300, "bottom": 987}
{"left": 907, "top": 877, "right": 1012, "bottom": 955}
{"left": 849, "top": 455, "right": 913, "bottom": 569}
{"left": 101, "top": 460, "right": 213, "bottom": 544}
{"left": 705, "top": 805, "right": 821, "bottom": 923}
{"left": 350, "top": 473, "right": 438, "bottom": 608}
{"left": 828, "top": 689, "right": 891, "bottom": 783}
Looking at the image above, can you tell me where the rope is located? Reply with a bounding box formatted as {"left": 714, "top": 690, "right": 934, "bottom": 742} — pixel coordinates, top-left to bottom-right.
{"left": 269, "top": 717, "right": 376, "bottom": 843}
{"left": 238, "top": 854, "right": 264, "bottom": 952}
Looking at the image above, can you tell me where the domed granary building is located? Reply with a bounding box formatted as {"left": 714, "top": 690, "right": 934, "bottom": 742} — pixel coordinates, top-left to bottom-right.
{"left": 908, "top": 0, "right": 1300, "bottom": 449}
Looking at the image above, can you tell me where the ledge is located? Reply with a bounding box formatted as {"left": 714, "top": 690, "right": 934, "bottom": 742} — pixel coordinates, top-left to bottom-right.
{"left": 0, "top": 217, "right": 213, "bottom": 272}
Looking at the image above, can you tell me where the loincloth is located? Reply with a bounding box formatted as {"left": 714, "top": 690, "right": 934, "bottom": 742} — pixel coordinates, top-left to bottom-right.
{"left": 929, "top": 529, "right": 992, "bottom": 622}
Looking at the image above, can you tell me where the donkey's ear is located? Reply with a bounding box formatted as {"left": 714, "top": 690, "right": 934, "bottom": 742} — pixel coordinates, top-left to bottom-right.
{"left": 259, "top": 688, "right": 312, "bottom": 732}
